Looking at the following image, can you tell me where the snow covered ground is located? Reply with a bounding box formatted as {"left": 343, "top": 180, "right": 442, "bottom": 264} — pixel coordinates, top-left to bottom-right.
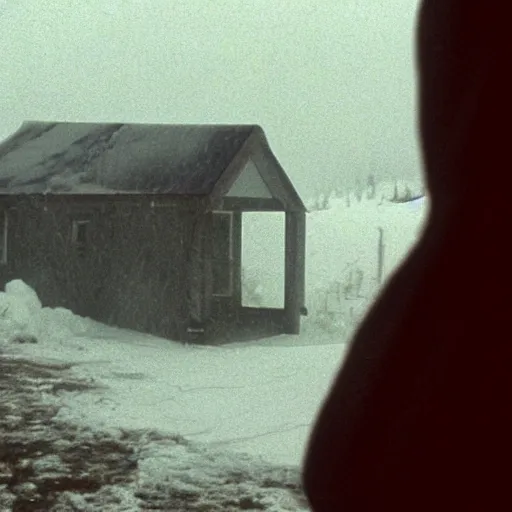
{"left": 0, "top": 184, "right": 428, "bottom": 509}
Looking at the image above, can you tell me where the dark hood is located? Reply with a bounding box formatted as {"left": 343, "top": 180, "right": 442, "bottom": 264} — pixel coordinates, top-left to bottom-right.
{"left": 303, "top": 3, "right": 511, "bottom": 510}
{"left": 417, "top": 2, "right": 508, "bottom": 209}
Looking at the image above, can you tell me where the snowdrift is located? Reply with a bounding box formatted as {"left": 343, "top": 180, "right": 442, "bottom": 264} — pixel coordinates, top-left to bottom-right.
{"left": 242, "top": 189, "right": 429, "bottom": 341}
{"left": 0, "top": 279, "right": 91, "bottom": 347}
{"left": 304, "top": 193, "right": 428, "bottom": 333}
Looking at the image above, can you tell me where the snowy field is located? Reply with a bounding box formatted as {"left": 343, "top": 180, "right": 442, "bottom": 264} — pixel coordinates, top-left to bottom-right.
{"left": 0, "top": 182, "right": 428, "bottom": 509}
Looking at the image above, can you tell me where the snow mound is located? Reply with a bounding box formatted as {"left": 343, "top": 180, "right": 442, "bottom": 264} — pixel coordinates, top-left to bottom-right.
{"left": 301, "top": 193, "right": 428, "bottom": 338}
{"left": 0, "top": 279, "right": 90, "bottom": 345}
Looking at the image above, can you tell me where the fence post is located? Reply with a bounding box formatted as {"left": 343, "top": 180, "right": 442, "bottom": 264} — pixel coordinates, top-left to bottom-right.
{"left": 377, "top": 227, "right": 385, "bottom": 285}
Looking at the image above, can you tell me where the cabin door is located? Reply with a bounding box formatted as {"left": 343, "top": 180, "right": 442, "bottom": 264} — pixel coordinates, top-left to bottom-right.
{"left": 211, "top": 211, "right": 234, "bottom": 298}
{"left": 241, "top": 212, "right": 285, "bottom": 309}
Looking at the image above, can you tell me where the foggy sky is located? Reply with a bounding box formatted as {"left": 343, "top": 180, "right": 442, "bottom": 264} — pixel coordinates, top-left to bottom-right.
{"left": 0, "top": 0, "right": 422, "bottom": 198}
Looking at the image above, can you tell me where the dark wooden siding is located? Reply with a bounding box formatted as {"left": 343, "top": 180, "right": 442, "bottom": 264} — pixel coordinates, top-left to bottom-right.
{"left": 0, "top": 195, "right": 200, "bottom": 340}
{"left": 0, "top": 194, "right": 304, "bottom": 344}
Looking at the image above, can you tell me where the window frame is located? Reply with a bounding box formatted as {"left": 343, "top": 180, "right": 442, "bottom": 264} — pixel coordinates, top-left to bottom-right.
{"left": 71, "top": 218, "right": 91, "bottom": 256}
{"left": 211, "top": 211, "right": 234, "bottom": 297}
{"left": 0, "top": 209, "right": 8, "bottom": 265}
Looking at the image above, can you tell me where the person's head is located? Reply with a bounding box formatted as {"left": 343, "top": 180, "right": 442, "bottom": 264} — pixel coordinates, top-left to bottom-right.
{"left": 417, "top": 2, "right": 506, "bottom": 210}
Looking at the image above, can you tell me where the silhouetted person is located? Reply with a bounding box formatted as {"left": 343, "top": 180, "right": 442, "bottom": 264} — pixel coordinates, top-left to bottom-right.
{"left": 303, "top": 1, "right": 511, "bottom": 510}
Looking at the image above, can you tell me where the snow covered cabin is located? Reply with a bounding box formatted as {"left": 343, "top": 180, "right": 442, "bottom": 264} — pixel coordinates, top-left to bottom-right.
{"left": 0, "top": 121, "right": 306, "bottom": 343}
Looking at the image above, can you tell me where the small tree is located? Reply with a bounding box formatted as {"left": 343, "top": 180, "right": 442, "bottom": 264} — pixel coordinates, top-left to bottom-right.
{"left": 391, "top": 181, "right": 399, "bottom": 202}
{"left": 403, "top": 184, "right": 413, "bottom": 201}
{"left": 354, "top": 179, "right": 363, "bottom": 202}
{"left": 366, "top": 174, "right": 376, "bottom": 200}
{"left": 321, "top": 191, "right": 330, "bottom": 210}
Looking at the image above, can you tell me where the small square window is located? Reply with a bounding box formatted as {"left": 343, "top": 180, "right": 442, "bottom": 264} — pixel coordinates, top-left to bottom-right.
{"left": 71, "top": 219, "right": 91, "bottom": 256}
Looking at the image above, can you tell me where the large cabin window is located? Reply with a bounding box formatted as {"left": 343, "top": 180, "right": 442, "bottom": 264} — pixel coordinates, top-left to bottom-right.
{"left": 0, "top": 210, "right": 7, "bottom": 265}
{"left": 212, "top": 212, "right": 233, "bottom": 296}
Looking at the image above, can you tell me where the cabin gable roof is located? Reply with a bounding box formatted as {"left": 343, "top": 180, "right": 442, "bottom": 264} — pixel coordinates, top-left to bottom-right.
{"left": 0, "top": 121, "right": 306, "bottom": 211}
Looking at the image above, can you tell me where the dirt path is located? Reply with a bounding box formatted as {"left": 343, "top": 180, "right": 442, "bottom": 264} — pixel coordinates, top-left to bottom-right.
{"left": 0, "top": 354, "right": 309, "bottom": 511}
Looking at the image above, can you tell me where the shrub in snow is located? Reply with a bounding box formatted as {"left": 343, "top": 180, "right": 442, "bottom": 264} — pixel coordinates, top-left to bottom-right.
{"left": 10, "top": 333, "right": 38, "bottom": 344}
{"left": 367, "top": 174, "right": 376, "bottom": 200}
{"left": 354, "top": 179, "right": 364, "bottom": 202}
{"left": 319, "top": 192, "right": 330, "bottom": 210}
{"left": 304, "top": 261, "right": 375, "bottom": 338}
{"left": 241, "top": 268, "right": 265, "bottom": 307}
{"left": 307, "top": 191, "right": 333, "bottom": 211}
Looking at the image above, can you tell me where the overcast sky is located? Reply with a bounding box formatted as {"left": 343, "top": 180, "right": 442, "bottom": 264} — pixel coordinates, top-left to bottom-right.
{"left": 1, "top": 0, "right": 422, "bottom": 198}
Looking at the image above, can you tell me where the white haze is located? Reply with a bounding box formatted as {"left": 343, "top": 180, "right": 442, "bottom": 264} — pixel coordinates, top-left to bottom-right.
{"left": 0, "top": 0, "right": 423, "bottom": 198}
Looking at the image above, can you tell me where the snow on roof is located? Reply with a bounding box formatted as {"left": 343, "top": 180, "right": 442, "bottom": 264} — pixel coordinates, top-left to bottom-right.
{"left": 0, "top": 121, "right": 256, "bottom": 195}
